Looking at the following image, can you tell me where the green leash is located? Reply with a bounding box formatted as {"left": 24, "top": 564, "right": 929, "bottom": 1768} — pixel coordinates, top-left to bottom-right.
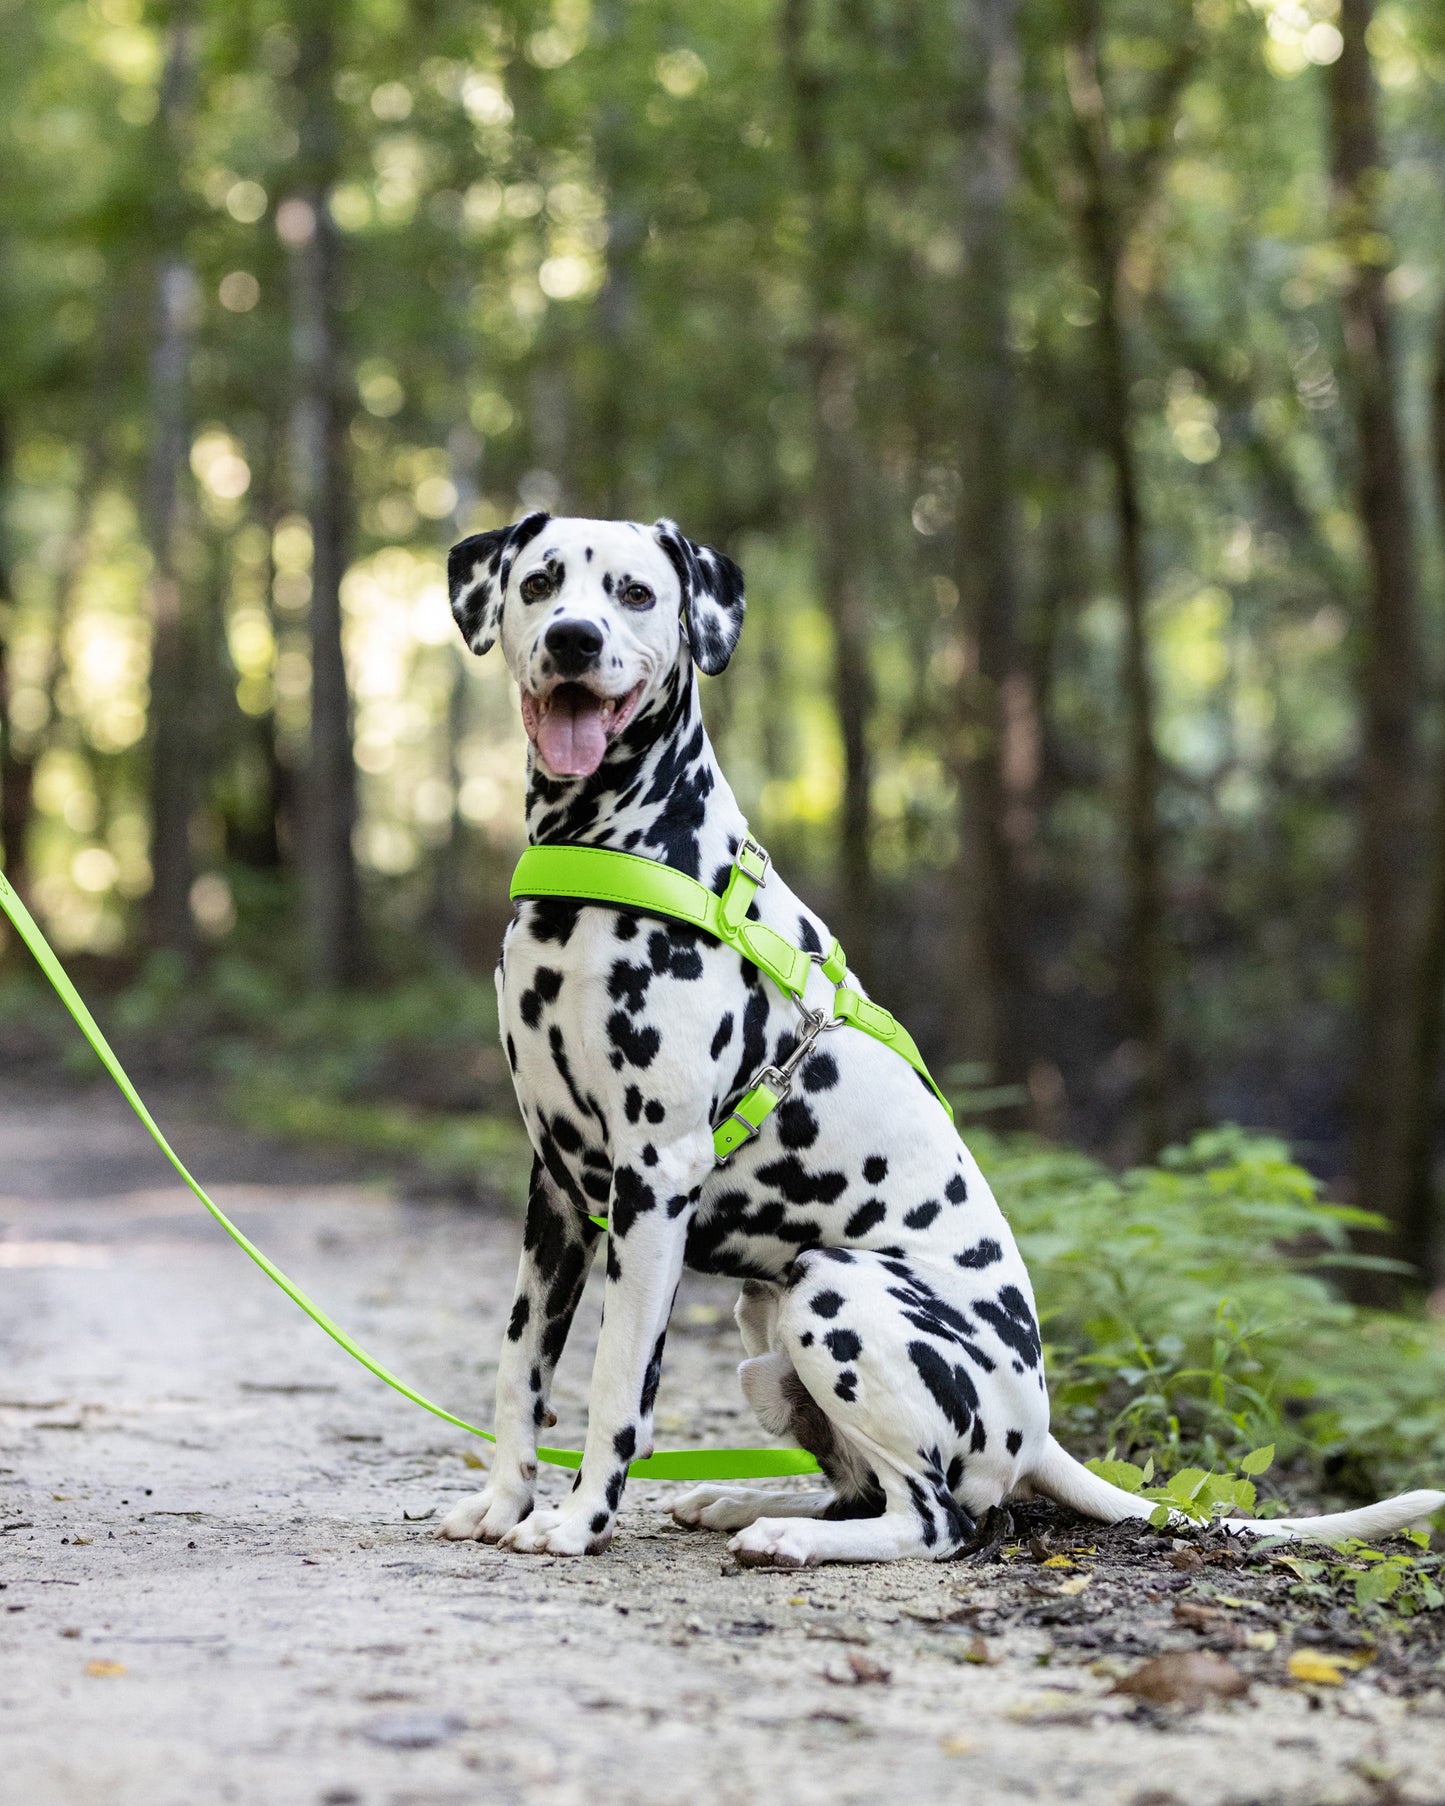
{"left": 0, "top": 864, "right": 818, "bottom": 1482}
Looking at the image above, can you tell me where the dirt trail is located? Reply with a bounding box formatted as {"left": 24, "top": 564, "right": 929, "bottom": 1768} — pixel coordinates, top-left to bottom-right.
{"left": 3, "top": 1078, "right": 1444, "bottom": 1806}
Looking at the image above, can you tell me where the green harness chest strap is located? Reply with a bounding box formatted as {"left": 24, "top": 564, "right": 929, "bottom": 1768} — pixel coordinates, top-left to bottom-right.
{"left": 510, "top": 835, "right": 954, "bottom": 1190}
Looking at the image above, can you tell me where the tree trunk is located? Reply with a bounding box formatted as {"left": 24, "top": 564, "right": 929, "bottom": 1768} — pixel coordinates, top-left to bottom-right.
{"left": 590, "top": 0, "right": 642, "bottom": 521}
{"left": 1399, "top": 299, "right": 1445, "bottom": 1291}
{"left": 1329, "top": 0, "right": 1422, "bottom": 1294}
{"left": 143, "top": 8, "right": 200, "bottom": 958}
{"left": 781, "top": 0, "right": 874, "bottom": 968}
{"left": 1066, "top": 19, "right": 1168, "bottom": 1157}
{"left": 284, "top": 0, "right": 362, "bottom": 988}
{"left": 0, "top": 411, "right": 31, "bottom": 902}
{"left": 952, "top": 0, "right": 1031, "bottom": 1092}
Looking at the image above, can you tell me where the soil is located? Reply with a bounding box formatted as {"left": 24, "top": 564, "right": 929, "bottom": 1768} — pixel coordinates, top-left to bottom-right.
{"left": 3, "top": 1077, "right": 1445, "bottom": 1806}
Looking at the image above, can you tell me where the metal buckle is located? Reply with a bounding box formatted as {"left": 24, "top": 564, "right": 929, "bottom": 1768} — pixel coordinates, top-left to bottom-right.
{"left": 734, "top": 836, "right": 770, "bottom": 888}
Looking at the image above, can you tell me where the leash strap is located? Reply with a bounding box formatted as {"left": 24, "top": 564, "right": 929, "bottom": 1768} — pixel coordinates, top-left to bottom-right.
{"left": 510, "top": 836, "right": 957, "bottom": 1160}
{"left": 0, "top": 865, "right": 818, "bottom": 1482}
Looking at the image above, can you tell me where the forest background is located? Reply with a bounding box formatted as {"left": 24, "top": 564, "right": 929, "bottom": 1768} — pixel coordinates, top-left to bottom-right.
{"left": 6, "top": 0, "right": 1445, "bottom": 1453}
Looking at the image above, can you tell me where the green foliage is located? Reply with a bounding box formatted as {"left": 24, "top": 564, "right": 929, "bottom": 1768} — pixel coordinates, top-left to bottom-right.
{"left": 1268, "top": 1535, "right": 1445, "bottom": 1623}
{"left": 977, "top": 1126, "right": 1445, "bottom": 1498}
{"left": 1085, "top": 1444, "right": 1272, "bottom": 1525}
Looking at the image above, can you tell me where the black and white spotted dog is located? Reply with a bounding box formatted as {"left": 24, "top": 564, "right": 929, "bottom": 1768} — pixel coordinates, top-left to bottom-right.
{"left": 435, "top": 512, "right": 1443, "bottom": 1565}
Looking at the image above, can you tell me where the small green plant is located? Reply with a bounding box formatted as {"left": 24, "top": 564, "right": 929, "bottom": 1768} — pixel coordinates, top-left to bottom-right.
{"left": 1267, "top": 1534, "right": 1445, "bottom": 1621}
{"left": 1085, "top": 1443, "right": 1277, "bottom": 1526}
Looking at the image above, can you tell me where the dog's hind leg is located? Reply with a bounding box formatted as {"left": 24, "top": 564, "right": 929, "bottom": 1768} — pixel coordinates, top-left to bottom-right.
{"left": 726, "top": 1249, "right": 1000, "bottom": 1566}
{"left": 670, "top": 1349, "right": 838, "bottom": 1529}
{"left": 734, "top": 1279, "right": 783, "bottom": 1357}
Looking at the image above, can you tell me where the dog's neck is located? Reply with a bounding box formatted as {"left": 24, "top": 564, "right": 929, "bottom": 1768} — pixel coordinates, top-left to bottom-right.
{"left": 522, "top": 659, "right": 745, "bottom": 885}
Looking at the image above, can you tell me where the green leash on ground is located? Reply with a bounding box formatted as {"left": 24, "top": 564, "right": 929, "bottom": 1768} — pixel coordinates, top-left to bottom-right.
{"left": 0, "top": 863, "right": 818, "bottom": 1482}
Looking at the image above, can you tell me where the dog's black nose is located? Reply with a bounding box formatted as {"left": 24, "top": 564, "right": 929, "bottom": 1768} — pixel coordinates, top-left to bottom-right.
{"left": 544, "top": 619, "right": 604, "bottom": 676}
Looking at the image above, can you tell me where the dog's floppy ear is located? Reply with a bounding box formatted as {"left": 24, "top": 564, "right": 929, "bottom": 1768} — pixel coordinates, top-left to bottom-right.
{"left": 447, "top": 511, "right": 550, "bottom": 655}
{"left": 653, "top": 519, "right": 745, "bottom": 676}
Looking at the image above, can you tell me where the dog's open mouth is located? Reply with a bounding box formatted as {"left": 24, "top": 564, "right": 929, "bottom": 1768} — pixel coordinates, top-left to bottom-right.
{"left": 520, "top": 681, "right": 645, "bottom": 778}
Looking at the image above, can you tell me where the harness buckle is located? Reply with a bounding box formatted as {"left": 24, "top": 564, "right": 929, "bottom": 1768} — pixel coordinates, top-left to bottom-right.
{"left": 734, "top": 835, "right": 770, "bottom": 888}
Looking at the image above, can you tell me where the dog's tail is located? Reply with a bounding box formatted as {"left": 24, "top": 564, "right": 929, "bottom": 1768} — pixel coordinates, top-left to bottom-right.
{"left": 1028, "top": 1435, "right": 1444, "bottom": 1544}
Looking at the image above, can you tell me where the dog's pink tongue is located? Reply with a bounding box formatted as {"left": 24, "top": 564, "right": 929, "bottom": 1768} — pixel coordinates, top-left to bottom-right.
{"left": 536, "top": 688, "right": 608, "bottom": 777}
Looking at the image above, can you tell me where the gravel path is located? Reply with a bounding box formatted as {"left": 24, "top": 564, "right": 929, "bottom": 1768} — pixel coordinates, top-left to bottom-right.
{"left": 3, "top": 1077, "right": 1445, "bottom": 1806}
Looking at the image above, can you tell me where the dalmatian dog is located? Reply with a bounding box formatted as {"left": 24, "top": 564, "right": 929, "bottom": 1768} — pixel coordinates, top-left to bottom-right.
{"left": 434, "top": 512, "right": 1444, "bottom": 1565}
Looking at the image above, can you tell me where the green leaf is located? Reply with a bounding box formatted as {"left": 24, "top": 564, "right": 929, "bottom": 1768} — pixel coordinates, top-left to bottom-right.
{"left": 1084, "top": 1458, "right": 1144, "bottom": 1493}
{"left": 1239, "top": 1445, "right": 1275, "bottom": 1476}
{"left": 1147, "top": 1503, "right": 1172, "bottom": 1529}
{"left": 1355, "top": 1565, "right": 1402, "bottom": 1607}
{"left": 1167, "top": 1467, "right": 1210, "bottom": 1503}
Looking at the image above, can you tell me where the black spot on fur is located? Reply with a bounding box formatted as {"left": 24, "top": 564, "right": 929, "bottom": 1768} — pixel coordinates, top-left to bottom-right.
{"left": 844, "top": 1199, "right": 887, "bottom": 1238}
{"left": 863, "top": 1155, "right": 888, "bottom": 1184}
{"left": 796, "top": 915, "right": 823, "bottom": 955}
{"left": 907, "top": 1340, "right": 980, "bottom": 1436}
{"left": 611, "top": 1165, "right": 656, "bottom": 1238}
{"left": 614, "top": 1426, "right": 637, "bottom": 1463}
{"left": 507, "top": 1295, "right": 531, "bottom": 1341}
{"left": 904, "top": 1200, "right": 941, "bottom": 1231}
{"left": 591, "top": 1511, "right": 608, "bottom": 1533}
{"left": 973, "top": 1285, "right": 1042, "bottom": 1370}
{"left": 824, "top": 1327, "right": 862, "bottom": 1363}
{"left": 624, "top": 1086, "right": 643, "bottom": 1123}
{"left": 955, "top": 1238, "right": 1003, "bottom": 1270}
{"left": 709, "top": 1012, "right": 734, "bottom": 1059}
{"left": 644, "top": 1099, "right": 666, "bottom": 1124}
{"left": 945, "top": 1173, "right": 968, "bottom": 1205}
{"left": 607, "top": 1010, "right": 661, "bottom": 1069}
{"left": 834, "top": 1371, "right": 858, "bottom": 1402}
{"left": 777, "top": 1098, "right": 819, "bottom": 1150}
{"left": 810, "top": 1289, "right": 844, "bottom": 1319}
{"left": 800, "top": 1052, "right": 839, "bottom": 1093}
{"left": 608, "top": 960, "right": 652, "bottom": 1014}
{"left": 1006, "top": 1429, "right": 1023, "bottom": 1455}
{"left": 756, "top": 1155, "right": 848, "bottom": 1206}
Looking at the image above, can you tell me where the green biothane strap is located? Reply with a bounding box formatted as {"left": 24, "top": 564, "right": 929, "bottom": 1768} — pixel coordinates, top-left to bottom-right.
{"left": 510, "top": 841, "right": 956, "bottom": 1125}
{"left": 0, "top": 865, "right": 818, "bottom": 1483}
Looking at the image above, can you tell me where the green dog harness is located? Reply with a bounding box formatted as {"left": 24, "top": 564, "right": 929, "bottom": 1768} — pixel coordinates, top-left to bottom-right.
{"left": 510, "top": 832, "right": 954, "bottom": 1226}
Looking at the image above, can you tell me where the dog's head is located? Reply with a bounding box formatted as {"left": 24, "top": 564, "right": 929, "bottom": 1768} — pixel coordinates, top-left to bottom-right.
{"left": 447, "top": 514, "right": 744, "bottom": 779}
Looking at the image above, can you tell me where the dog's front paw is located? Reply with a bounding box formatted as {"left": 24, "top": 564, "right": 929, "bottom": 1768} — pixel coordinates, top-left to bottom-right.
{"left": 434, "top": 1483, "right": 533, "bottom": 1543}
{"left": 499, "top": 1505, "right": 612, "bottom": 1556}
{"left": 729, "top": 1519, "right": 818, "bottom": 1569}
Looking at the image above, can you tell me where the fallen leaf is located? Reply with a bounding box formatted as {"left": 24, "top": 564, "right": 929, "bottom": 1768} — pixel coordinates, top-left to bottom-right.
{"left": 940, "top": 1734, "right": 980, "bottom": 1756}
{"left": 787, "top": 1595, "right": 807, "bottom": 1606}
{"left": 461, "top": 1451, "right": 486, "bottom": 1470}
{"left": 1244, "top": 1629, "right": 1278, "bottom": 1653}
{"left": 1029, "top": 1533, "right": 1053, "bottom": 1562}
{"left": 1041, "top": 1554, "right": 1076, "bottom": 1570}
{"left": 71, "top": 1534, "right": 93, "bottom": 1547}
{"left": 1166, "top": 1547, "right": 1205, "bottom": 1573}
{"left": 845, "top": 1651, "right": 890, "bottom": 1685}
{"left": 1059, "top": 1574, "right": 1092, "bottom": 1596}
{"left": 84, "top": 1661, "right": 127, "bottom": 1679}
{"left": 1007, "top": 1689, "right": 1097, "bottom": 1724}
{"left": 1113, "top": 1652, "right": 1248, "bottom": 1710}
{"left": 1286, "top": 1649, "right": 1369, "bottom": 1687}
{"left": 401, "top": 1507, "right": 435, "bottom": 1522}
{"left": 963, "top": 1636, "right": 991, "bottom": 1664}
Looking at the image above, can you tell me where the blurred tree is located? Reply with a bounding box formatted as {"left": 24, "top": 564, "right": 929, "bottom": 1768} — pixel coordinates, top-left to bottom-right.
{"left": 284, "top": 0, "right": 363, "bottom": 988}
{"left": 142, "top": 5, "right": 201, "bottom": 958}
{"left": 1328, "top": 0, "right": 1423, "bottom": 1294}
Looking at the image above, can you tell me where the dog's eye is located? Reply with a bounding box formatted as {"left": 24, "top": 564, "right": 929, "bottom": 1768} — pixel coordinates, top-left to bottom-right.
{"left": 519, "top": 570, "right": 553, "bottom": 602}
{"left": 621, "top": 582, "right": 654, "bottom": 608}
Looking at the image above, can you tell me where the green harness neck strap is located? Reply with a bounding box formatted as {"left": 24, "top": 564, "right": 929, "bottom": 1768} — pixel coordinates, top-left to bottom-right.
{"left": 0, "top": 864, "right": 817, "bottom": 1483}
{"left": 510, "top": 833, "right": 954, "bottom": 1188}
